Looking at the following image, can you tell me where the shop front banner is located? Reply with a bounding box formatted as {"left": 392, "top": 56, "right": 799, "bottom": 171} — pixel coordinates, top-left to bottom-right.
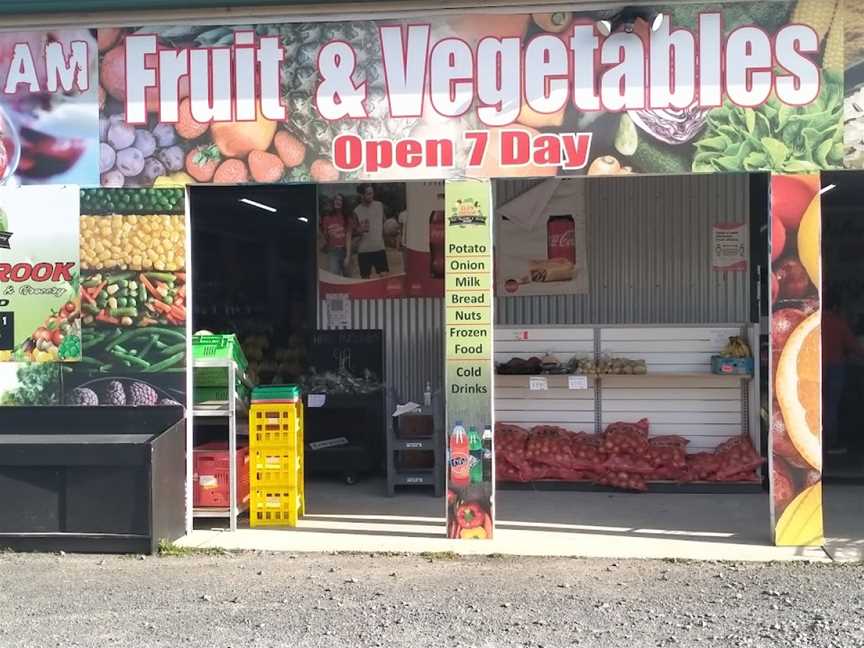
{"left": 496, "top": 178, "right": 589, "bottom": 296}
{"left": 317, "top": 181, "right": 444, "bottom": 299}
{"left": 768, "top": 173, "right": 823, "bottom": 547}
{"left": 87, "top": 2, "right": 844, "bottom": 189}
{"left": 0, "top": 185, "right": 81, "bottom": 363}
{"left": 445, "top": 179, "right": 494, "bottom": 540}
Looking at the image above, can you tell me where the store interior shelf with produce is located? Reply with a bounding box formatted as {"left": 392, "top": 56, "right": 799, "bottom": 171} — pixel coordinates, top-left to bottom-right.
{"left": 494, "top": 325, "right": 761, "bottom": 492}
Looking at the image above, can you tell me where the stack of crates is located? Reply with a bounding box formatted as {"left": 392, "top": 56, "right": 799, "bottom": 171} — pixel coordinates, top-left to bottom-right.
{"left": 192, "top": 334, "right": 250, "bottom": 404}
{"left": 248, "top": 385, "right": 305, "bottom": 527}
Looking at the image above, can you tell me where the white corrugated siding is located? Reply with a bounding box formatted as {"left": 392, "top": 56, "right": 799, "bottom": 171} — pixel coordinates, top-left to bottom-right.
{"left": 319, "top": 174, "right": 751, "bottom": 406}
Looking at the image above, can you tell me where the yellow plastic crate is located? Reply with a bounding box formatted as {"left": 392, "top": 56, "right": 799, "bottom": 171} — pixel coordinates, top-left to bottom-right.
{"left": 250, "top": 446, "right": 304, "bottom": 487}
{"left": 250, "top": 487, "right": 305, "bottom": 527}
{"left": 249, "top": 403, "right": 303, "bottom": 447}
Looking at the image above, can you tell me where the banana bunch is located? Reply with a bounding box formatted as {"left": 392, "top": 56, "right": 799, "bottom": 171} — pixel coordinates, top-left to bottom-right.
{"left": 721, "top": 336, "right": 752, "bottom": 359}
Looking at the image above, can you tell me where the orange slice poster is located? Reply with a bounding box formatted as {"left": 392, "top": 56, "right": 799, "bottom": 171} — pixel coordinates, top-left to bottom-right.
{"left": 769, "top": 174, "right": 824, "bottom": 547}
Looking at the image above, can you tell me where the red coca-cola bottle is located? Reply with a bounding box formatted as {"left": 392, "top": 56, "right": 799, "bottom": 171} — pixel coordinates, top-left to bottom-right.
{"left": 429, "top": 205, "right": 445, "bottom": 278}
{"left": 547, "top": 214, "right": 575, "bottom": 264}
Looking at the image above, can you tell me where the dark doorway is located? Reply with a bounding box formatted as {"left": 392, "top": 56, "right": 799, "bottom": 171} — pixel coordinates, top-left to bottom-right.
{"left": 188, "top": 184, "right": 317, "bottom": 386}
{"left": 820, "top": 171, "right": 864, "bottom": 481}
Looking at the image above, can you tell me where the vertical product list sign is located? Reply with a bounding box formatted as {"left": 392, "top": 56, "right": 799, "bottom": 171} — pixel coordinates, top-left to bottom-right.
{"left": 444, "top": 179, "right": 494, "bottom": 540}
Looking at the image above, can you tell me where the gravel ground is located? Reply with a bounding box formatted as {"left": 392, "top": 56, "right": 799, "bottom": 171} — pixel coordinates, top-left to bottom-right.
{"left": 0, "top": 551, "right": 861, "bottom": 648}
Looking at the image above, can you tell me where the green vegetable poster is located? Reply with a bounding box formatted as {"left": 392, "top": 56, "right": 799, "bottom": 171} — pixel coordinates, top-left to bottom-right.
{"left": 0, "top": 186, "right": 81, "bottom": 363}
{"left": 445, "top": 179, "right": 495, "bottom": 540}
{"left": 64, "top": 188, "right": 186, "bottom": 408}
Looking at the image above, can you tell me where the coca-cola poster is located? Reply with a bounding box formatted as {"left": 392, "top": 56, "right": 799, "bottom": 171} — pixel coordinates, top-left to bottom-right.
{"left": 317, "top": 181, "right": 445, "bottom": 299}
{"left": 496, "top": 178, "right": 589, "bottom": 296}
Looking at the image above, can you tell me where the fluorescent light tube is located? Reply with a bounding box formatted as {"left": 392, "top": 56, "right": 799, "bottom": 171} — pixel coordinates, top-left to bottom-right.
{"left": 239, "top": 198, "right": 277, "bottom": 212}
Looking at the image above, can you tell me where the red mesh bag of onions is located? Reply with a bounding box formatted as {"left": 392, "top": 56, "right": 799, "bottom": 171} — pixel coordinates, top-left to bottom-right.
{"left": 601, "top": 419, "right": 650, "bottom": 455}
{"left": 524, "top": 427, "right": 576, "bottom": 468}
{"left": 495, "top": 423, "right": 530, "bottom": 469}
{"left": 712, "top": 435, "right": 763, "bottom": 481}
{"left": 597, "top": 471, "right": 648, "bottom": 492}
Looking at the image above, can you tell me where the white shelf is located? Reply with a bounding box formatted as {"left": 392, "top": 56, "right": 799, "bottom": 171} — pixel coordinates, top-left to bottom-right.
{"left": 495, "top": 372, "right": 751, "bottom": 387}
{"left": 192, "top": 397, "right": 248, "bottom": 417}
{"left": 191, "top": 356, "right": 249, "bottom": 531}
{"left": 193, "top": 504, "right": 249, "bottom": 519}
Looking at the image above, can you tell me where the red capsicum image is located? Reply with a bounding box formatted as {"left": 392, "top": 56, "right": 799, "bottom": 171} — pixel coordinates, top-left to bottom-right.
{"left": 455, "top": 502, "right": 485, "bottom": 529}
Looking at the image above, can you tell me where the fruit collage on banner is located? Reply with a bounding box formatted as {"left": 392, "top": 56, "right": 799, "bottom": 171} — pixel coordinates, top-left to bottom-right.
{"left": 98, "top": 25, "right": 344, "bottom": 187}
{"left": 769, "top": 174, "right": 823, "bottom": 546}
{"left": 93, "top": 2, "right": 844, "bottom": 185}
{"left": 64, "top": 187, "right": 186, "bottom": 407}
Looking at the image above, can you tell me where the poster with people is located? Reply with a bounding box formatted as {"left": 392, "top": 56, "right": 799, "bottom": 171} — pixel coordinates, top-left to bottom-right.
{"left": 317, "top": 182, "right": 444, "bottom": 299}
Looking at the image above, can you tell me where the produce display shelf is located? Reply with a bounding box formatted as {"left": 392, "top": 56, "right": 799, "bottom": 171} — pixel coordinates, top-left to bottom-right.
{"left": 192, "top": 397, "right": 248, "bottom": 417}
{"left": 193, "top": 503, "right": 249, "bottom": 519}
{"left": 497, "top": 480, "right": 763, "bottom": 494}
{"left": 495, "top": 373, "right": 751, "bottom": 385}
{"left": 191, "top": 356, "right": 249, "bottom": 531}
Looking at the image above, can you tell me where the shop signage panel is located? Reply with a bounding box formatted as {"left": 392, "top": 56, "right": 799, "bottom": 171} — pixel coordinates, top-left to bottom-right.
{"left": 768, "top": 173, "right": 823, "bottom": 546}
{"left": 85, "top": 3, "right": 846, "bottom": 188}
{"left": 445, "top": 179, "right": 494, "bottom": 540}
{"left": 0, "top": 7, "right": 849, "bottom": 187}
{"left": 0, "top": 185, "right": 81, "bottom": 363}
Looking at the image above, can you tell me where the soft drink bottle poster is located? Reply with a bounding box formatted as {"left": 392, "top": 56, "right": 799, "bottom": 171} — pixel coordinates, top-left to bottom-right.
{"left": 495, "top": 178, "right": 589, "bottom": 297}
{"left": 444, "top": 179, "right": 495, "bottom": 540}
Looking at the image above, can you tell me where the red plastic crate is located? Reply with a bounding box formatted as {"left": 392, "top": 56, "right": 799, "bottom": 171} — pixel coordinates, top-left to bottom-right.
{"left": 193, "top": 441, "right": 250, "bottom": 508}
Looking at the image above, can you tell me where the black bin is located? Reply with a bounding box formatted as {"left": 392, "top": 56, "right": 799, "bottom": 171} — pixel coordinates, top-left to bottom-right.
{"left": 0, "top": 406, "right": 185, "bottom": 554}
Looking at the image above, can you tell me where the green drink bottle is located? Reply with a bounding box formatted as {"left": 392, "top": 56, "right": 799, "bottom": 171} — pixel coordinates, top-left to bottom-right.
{"left": 468, "top": 426, "right": 483, "bottom": 484}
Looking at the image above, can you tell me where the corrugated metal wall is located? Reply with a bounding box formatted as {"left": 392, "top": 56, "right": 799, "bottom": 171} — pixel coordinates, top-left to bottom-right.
{"left": 318, "top": 297, "right": 444, "bottom": 406}
{"left": 496, "top": 174, "right": 751, "bottom": 325}
{"left": 319, "top": 173, "right": 751, "bottom": 405}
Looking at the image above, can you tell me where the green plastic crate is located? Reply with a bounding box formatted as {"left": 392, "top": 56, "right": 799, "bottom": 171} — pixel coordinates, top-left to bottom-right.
{"left": 251, "top": 385, "right": 301, "bottom": 402}
{"left": 194, "top": 383, "right": 250, "bottom": 405}
{"left": 192, "top": 334, "right": 248, "bottom": 371}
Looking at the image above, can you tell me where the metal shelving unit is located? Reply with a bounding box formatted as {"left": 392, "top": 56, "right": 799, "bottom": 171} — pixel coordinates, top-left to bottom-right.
{"left": 192, "top": 357, "right": 251, "bottom": 531}
{"left": 386, "top": 417, "right": 444, "bottom": 496}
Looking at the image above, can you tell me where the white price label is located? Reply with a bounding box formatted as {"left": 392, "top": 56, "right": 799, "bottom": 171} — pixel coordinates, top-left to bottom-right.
{"left": 308, "top": 394, "right": 326, "bottom": 408}
{"left": 709, "top": 329, "right": 731, "bottom": 348}
{"left": 512, "top": 330, "right": 529, "bottom": 340}
{"left": 568, "top": 375, "right": 588, "bottom": 390}
{"left": 529, "top": 376, "right": 548, "bottom": 391}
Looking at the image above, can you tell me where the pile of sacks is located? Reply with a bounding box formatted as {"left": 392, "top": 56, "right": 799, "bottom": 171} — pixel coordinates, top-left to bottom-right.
{"left": 496, "top": 419, "right": 762, "bottom": 492}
